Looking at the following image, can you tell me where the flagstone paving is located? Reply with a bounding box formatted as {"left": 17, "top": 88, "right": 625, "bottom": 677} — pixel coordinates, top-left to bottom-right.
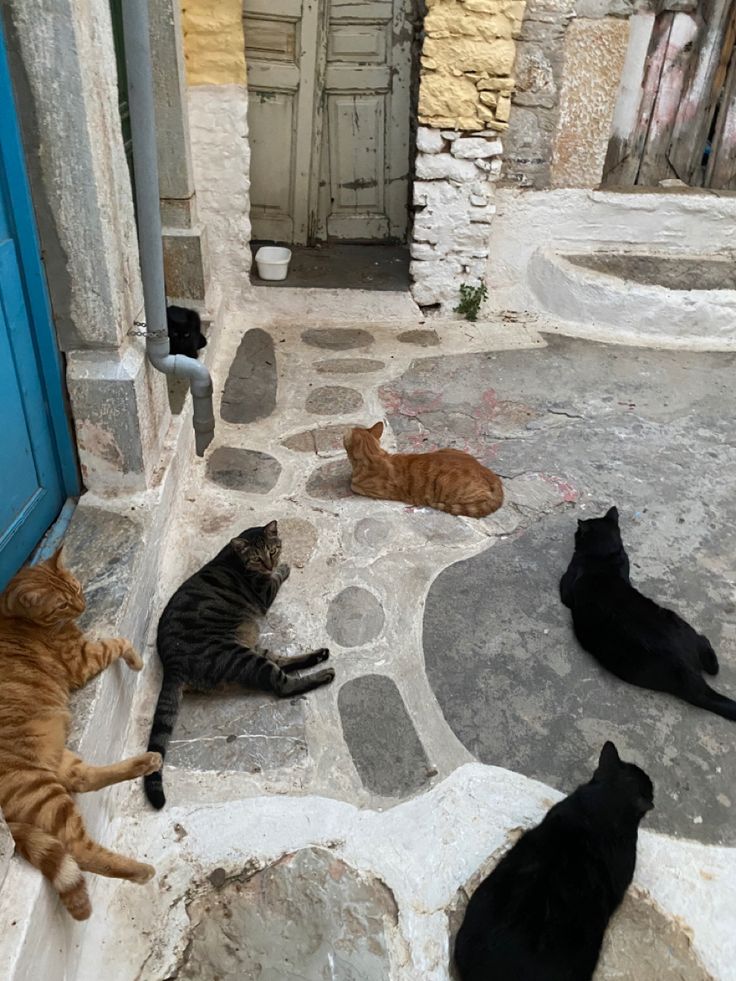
{"left": 87, "top": 306, "right": 732, "bottom": 981}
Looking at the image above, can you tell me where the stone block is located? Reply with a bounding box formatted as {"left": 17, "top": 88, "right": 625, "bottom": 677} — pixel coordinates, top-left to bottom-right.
{"left": 416, "top": 152, "right": 479, "bottom": 183}
{"left": 162, "top": 225, "right": 209, "bottom": 300}
{"left": 420, "top": 113, "right": 484, "bottom": 130}
{"left": 416, "top": 126, "right": 446, "bottom": 153}
{"left": 427, "top": 6, "right": 515, "bottom": 41}
{"left": 551, "top": 18, "right": 630, "bottom": 188}
{"left": 454, "top": 225, "right": 494, "bottom": 250}
{"left": 451, "top": 136, "right": 504, "bottom": 158}
{"left": 476, "top": 76, "right": 516, "bottom": 91}
{"left": 410, "top": 242, "right": 438, "bottom": 260}
{"left": 66, "top": 346, "right": 169, "bottom": 493}
{"left": 221, "top": 329, "right": 277, "bottom": 425}
{"left": 180, "top": 0, "right": 246, "bottom": 85}
{"left": 206, "top": 446, "right": 282, "bottom": 493}
{"left": 496, "top": 94, "right": 512, "bottom": 122}
{"left": 422, "top": 37, "right": 516, "bottom": 74}
{"left": 419, "top": 72, "right": 480, "bottom": 119}
{"left": 513, "top": 43, "right": 558, "bottom": 110}
{"left": 339, "top": 675, "right": 430, "bottom": 797}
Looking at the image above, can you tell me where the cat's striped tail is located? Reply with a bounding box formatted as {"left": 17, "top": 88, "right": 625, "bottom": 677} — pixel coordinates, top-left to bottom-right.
{"left": 8, "top": 822, "right": 90, "bottom": 920}
{"left": 144, "top": 671, "right": 183, "bottom": 809}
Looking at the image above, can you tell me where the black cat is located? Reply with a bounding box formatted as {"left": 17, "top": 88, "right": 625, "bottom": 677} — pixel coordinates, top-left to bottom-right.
{"left": 167, "top": 304, "right": 207, "bottom": 359}
{"left": 144, "top": 522, "right": 334, "bottom": 809}
{"left": 454, "top": 742, "right": 653, "bottom": 981}
{"left": 560, "top": 506, "right": 736, "bottom": 721}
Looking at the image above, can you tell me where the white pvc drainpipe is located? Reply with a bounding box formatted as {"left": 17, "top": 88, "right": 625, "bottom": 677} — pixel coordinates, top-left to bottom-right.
{"left": 121, "top": 0, "right": 214, "bottom": 457}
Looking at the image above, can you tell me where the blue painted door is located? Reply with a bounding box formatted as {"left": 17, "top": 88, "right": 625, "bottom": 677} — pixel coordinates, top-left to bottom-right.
{"left": 0, "top": 20, "right": 79, "bottom": 589}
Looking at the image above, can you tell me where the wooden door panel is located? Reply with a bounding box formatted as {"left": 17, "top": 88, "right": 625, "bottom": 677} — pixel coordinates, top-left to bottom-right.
{"left": 319, "top": 0, "right": 409, "bottom": 241}
{"left": 327, "top": 23, "right": 388, "bottom": 62}
{"left": 244, "top": 0, "right": 410, "bottom": 243}
{"left": 248, "top": 91, "right": 297, "bottom": 240}
{"left": 243, "top": 16, "right": 299, "bottom": 61}
{"left": 244, "top": 0, "right": 318, "bottom": 243}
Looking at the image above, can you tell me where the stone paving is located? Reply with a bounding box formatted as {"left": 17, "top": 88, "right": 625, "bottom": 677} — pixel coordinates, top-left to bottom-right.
{"left": 78, "top": 296, "right": 735, "bottom": 980}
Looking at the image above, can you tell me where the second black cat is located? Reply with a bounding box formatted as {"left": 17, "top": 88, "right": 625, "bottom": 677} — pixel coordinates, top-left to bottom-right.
{"left": 455, "top": 742, "right": 653, "bottom": 981}
{"left": 167, "top": 304, "right": 207, "bottom": 359}
{"left": 560, "top": 506, "right": 736, "bottom": 721}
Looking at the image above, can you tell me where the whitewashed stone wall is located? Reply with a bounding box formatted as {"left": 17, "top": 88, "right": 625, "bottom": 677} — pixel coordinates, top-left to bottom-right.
{"left": 410, "top": 128, "right": 504, "bottom": 310}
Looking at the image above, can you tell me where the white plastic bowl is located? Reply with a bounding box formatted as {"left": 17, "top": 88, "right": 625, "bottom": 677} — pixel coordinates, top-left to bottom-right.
{"left": 255, "top": 246, "right": 292, "bottom": 281}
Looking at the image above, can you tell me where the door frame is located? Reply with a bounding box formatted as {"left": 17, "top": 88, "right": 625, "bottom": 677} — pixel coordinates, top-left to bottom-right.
{"left": 0, "top": 22, "right": 79, "bottom": 513}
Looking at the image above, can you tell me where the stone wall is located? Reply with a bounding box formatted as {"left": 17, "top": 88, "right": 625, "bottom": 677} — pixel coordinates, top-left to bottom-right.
{"left": 410, "top": 0, "right": 526, "bottom": 309}
{"left": 179, "top": 0, "right": 251, "bottom": 294}
{"left": 418, "top": 0, "right": 526, "bottom": 133}
{"left": 411, "top": 128, "right": 504, "bottom": 307}
{"left": 503, "top": 0, "right": 639, "bottom": 188}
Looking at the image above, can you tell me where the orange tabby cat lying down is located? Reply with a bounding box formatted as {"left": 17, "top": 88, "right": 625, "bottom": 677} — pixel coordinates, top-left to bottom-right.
{"left": 344, "top": 421, "right": 503, "bottom": 517}
{"left": 0, "top": 550, "right": 161, "bottom": 920}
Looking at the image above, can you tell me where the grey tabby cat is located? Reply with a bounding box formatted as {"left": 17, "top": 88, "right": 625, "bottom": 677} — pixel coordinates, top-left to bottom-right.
{"left": 144, "top": 521, "right": 333, "bottom": 808}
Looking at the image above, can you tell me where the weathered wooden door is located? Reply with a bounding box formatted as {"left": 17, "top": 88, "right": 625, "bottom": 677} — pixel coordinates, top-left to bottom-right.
{"left": 603, "top": 3, "right": 736, "bottom": 189}
{"left": 244, "top": 0, "right": 412, "bottom": 244}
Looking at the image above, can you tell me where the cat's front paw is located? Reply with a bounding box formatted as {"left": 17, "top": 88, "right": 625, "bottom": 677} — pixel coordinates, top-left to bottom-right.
{"left": 134, "top": 752, "right": 163, "bottom": 776}
{"left": 121, "top": 643, "right": 143, "bottom": 671}
{"left": 275, "top": 563, "right": 291, "bottom": 582}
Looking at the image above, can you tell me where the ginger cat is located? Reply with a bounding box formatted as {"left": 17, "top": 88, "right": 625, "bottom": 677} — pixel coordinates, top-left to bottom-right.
{"left": 344, "top": 421, "right": 503, "bottom": 518}
{"left": 0, "top": 550, "right": 161, "bottom": 920}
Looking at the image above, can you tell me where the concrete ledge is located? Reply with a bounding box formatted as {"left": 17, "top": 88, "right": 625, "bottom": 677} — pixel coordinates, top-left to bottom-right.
{"left": 528, "top": 247, "right": 736, "bottom": 349}
{"left": 486, "top": 188, "right": 736, "bottom": 348}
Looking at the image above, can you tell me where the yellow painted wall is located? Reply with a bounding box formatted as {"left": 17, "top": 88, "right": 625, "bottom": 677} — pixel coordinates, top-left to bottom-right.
{"left": 419, "top": 0, "right": 526, "bottom": 131}
{"left": 180, "top": 0, "right": 246, "bottom": 85}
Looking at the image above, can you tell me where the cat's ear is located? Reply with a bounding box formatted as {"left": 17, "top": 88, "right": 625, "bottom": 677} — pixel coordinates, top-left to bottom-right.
{"left": 368, "top": 421, "right": 384, "bottom": 440}
{"left": 636, "top": 793, "right": 654, "bottom": 815}
{"left": 230, "top": 537, "right": 247, "bottom": 556}
{"left": 597, "top": 741, "right": 621, "bottom": 774}
{"left": 47, "top": 546, "right": 64, "bottom": 570}
{"left": 604, "top": 506, "right": 619, "bottom": 524}
{"left": 264, "top": 520, "right": 278, "bottom": 538}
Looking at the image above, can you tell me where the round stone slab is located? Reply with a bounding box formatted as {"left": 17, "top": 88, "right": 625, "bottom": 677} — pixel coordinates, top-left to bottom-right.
{"left": 305, "top": 386, "right": 363, "bottom": 415}
{"left": 221, "top": 328, "right": 276, "bottom": 424}
{"left": 305, "top": 459, "right": 353, "bottom": 500}
{"left": 326, "top": 586, "right": 384, "bottom": 647}
{"left": 206, "top": 446, "right": 281, "bottom": 493}
{"left": 177, "top": 848, "right": 395, "bottom": 980}
{"left": 302, "top": 327, "right": 374, "bottom": 350}
{"left": 339, "top": 674, "right": 430, "bottom": 798}
{"left": 282, "top": 424, "right": 347, "bottom": 454}
{"left": 314, "top": 358, "right": 386, "bottom": 374}
{"left": 397, "top": 328, "right": 440, "bottom": 347}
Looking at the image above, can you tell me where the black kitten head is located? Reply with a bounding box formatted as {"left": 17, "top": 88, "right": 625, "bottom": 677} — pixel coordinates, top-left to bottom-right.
{"left": 230, "top": 521, "right": 281, "bottom": 573}
{"left": 574, "top": 506, "right": 622, "bottom": 558}
{"left": 167, "top": 305, "right": 207, "bottom": 359}
{"left": 592, "top": 741, "right": 654, "bottom": 817}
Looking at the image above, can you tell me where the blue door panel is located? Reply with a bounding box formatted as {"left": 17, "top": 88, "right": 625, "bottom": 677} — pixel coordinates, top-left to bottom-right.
{"left": 0, "top": 238, "right": 64, "bottom": 557}
{"left": 0, "top": 18, "right": 79, "bottom": 589}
